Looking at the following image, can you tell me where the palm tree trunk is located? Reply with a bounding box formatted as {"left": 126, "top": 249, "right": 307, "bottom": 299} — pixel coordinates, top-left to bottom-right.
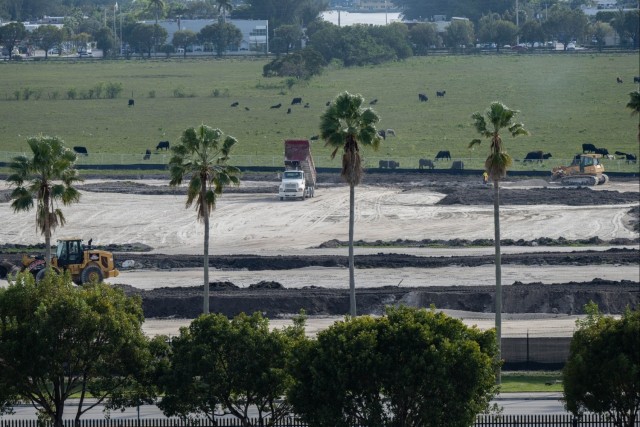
{"left": 45, "top": 194, "right": 52, "bottom": 267}
{"left": 493, "top": 179, "right": 502, "bottom": 385}
{"left": 203, "top": 191, "right": 210, "bottom": 315}
{"left": 348, "top": 184, "right": 356, "bottom": 317}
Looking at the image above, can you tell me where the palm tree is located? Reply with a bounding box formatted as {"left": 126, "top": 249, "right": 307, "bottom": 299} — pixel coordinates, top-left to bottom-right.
{"left": 7, "top": 135, "right": 83, "bottom": 268}
{"left": 215, "top": 0, "right": 232, "bottom": 23}
{"left": 626, "top": 90, "right": 640, "bottom": 144}
{"left": 469, "top": 102, "right": 528, "bottom": 384}
{"left": 320, "top": 92, "right": 382, "bottom": 317}
{"left": 147, "top": 0, "right": 165, "bottom": 24}
{"left": 169, "top": 125, "right": 241, "bottom": 314}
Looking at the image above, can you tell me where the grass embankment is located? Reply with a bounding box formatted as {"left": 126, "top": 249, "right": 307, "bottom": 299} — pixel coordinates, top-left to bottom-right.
{"left": 1, "top": 54, "right": 638, "bottom": 172}
{"left": 501, "top": 371, "right": 564, "bottom": 392}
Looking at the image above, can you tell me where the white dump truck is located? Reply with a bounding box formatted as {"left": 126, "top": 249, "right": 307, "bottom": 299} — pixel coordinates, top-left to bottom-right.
{"left": 278, "top": 139, "right": 317, "bottom": 200}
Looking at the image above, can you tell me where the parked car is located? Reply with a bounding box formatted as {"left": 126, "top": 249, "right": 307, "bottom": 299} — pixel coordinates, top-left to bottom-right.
{"left": 566, "top": 43, "right": 576, "bottom": 51}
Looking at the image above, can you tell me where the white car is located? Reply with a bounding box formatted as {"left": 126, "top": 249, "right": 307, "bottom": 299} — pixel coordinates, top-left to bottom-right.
{"left": 566, "top": 43, "right": 576, "bottom": 51}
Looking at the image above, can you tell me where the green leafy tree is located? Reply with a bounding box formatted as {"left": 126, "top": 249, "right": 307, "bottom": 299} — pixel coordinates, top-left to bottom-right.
{"left": 610, "top": 10, "right": 640, "bottom": 49}
{"left": 127, "top": 22, "right": 167, "bottom": 57}
{"left": 168, "top": 125, "right": 241, "bottom": 314}
{"left": 544, "top": 4, "right": 588, "bottom": 50}
{"left": 95, "top": 27, "right": 116, "bottom": 58}
{"left": 0, "top": 272, "right": 152, "bottom": 427}
{"left": 626, "top": 90, "right": 640, "bottom": 145}
{"left": 591, "top": 21, "right": 613, "bottom": 52}
{"left": 409, "top": 22, "right": 440, "bottom": 55}
{"left": 147, "top": 0, "right": 165, "bottom": 24}
{"left": 563, "top": 303, "right": 640, "bottom": 427}
{"left": 6, "top": 136, "right": 82, "bottom": 268}
{"left": 519, "top": 20, "right": 546, "bottom": 47}
{"left": 172, "top": 29, "right": 197, "bottom": 57}
{"left": 198, "top": 22, "right": 242, "bottom": 56}
{"left": 0, "top": 22, "right": 26, "bottom": 59}
{"left": 158, "top": 312, "right": 304, "bottom": 425}
{"left": 32, "top": 25, "right": 63, "bottom": 59}
{"left": 273, "top": 24, "right": 303, "bottom": 54}
{"left": 288, "top": 306, "right": 499, "bottom": 427}
{"left": 320, "top": 92, "right": 382, "bottom": 317}
{"left": 469, "top": 102, "right": 529, "bottom": 383}
{"left": 368, "top": 22, "right": 413, "bottom": 60}
{"left": 444, "top": 19, "right": 475, "bottom": 52}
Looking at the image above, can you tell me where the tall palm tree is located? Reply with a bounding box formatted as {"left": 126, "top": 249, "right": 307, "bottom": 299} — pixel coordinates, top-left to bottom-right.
{"left": 215, "top": 0, "right": 232, "bottom": 23}
{"left": 147, "top": 0, "right": 165, "bottom": 24}
{"left": 7, "top": 135, "right": 83, "bottom": 268}
{"left": 626, "top": 90, "right": 640, "bottom": 144}
{"left": 469, "top": 102, "right": 528, "bottom": 384}
{"left": 320, "top": 92, "right": 382, "bottom": 317}
{"left": 169, "top": 125, "right": 241, "bottom": 314}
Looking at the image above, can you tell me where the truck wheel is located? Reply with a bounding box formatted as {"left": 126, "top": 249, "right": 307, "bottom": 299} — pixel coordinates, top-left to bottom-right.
{"left": 35, "top": 268, "right": 49, "bottom": 282}
{"left": 81, "top": 265, "right": 104, "bottom": 284}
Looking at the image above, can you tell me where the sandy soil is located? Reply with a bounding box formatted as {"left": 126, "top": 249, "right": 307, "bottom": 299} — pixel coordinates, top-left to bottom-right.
{"left": 0, "top": 172, "right": 638, "bottom": 337}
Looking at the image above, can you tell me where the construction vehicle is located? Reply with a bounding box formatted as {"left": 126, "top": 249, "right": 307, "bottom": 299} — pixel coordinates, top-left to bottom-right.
{"left": 551, "top": 153, "right": 609, "bottom": 186}
{"left": 278, "top": 139, "right": 317, "bottom": 200}
{"left": 0, "top": 238, "right": 119, "bottom": 284}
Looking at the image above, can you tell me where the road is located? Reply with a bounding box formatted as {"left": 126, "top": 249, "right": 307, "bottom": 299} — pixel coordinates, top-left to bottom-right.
{"left": 2, "top": 393, "right": 568, "bottom": 420}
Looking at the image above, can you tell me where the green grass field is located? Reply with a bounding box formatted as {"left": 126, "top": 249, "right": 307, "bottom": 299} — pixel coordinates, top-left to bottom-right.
{"left": 1, "top": 54, "right": 638, "bottom": 171}
{"left": 501, "top": 371, "right": 564, "bottom": 392}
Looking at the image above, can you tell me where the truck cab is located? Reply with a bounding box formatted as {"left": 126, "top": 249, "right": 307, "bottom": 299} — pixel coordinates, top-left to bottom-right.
{"left": 279, "top": 169, "right": 313, "bottom": 200}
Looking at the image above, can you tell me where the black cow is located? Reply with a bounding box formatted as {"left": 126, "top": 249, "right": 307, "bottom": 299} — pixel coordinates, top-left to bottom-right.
{"left": 369, "top": 98, "right": 378, "bottom": 105}
{"left": 451, "top": 160, "right": 464, "bottom": 170}
{"left": 291, "top": 97, "right": 302, "bottom": 105}
{"left": 582, "top": 143, "right": 597, "bottom": 153}
{"left": 244, "top": 106, "right": 250, "bottom": 111}
{"left": 230, "top": 101, "right": 239, "bottom": 107}
{"left": 616, "top": 77, "right": 623, "bottom": 83}
{"left": 523, "top": 151, "right": 552, "bottom": 163}
{"left": 594, "top": 147, "right": 609, "bottom": 156}
{"left": 310, "top": 135, "right": 319, "bottom": 141}
{"left": 435, "top": 150, "right": 451, "bottom": 161}
{"left": 128, "top": 99, "right": 135, "bottom": 107}
{"left": 73, "top": 146, "right": 88, "bottom": 156}
{"left": 418, "top": 93, "right": 428, "bottom": 102}
{"left": 379, "top": 160, "right": 399, "bottom": 169}
{"left": 436, "top": 90, "right": 446, "bottom": 97}
{"left": 143, "top": 149, "right": 151, "bottom": 160}
{"left": 304, "top": 103, "right": 310, "bottom": 108}
{"left": 626, "top": 154, "right": 637, "bottom": 164}
{"left": 156, "top": 141, "right": 170, "bottom": 150}
{"left": 378, "top": 129, "right": 386, "bottom": 140}
{"left": 325, "top": 101, "right": 331, "bottom": 106}
{"left": 287, "top": 108, "right": 291, "bottom": 114}
{"left": 634, "top": 76, "right": 640, "bottom": 83}
{"left": 418, "top": 158, "right": 435, "bottom": 170}
{"left": 270, "top": 103, "right": 282, "bottom": 109}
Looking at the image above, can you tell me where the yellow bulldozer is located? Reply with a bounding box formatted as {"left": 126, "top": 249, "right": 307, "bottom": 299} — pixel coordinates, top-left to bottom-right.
{"left": 551, "top": 153, "right": 609, "bottom": 186}
{"left": 0, "top": 238, "right": 119, "bottom": 284}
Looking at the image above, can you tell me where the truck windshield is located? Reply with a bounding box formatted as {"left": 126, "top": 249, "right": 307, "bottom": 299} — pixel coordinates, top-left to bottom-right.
{"left": 284, "top": 171, "right": 303, "bottom": 179}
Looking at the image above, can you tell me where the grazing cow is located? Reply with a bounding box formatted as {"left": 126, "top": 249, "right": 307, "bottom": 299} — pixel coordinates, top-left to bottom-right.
{"left": 582, "top": 143, "right": 598, "bottom": 153}
{"left": 451, "top": 160, "right": 464, "bottom": 170}
{"left": 156, "top": 141, "right": 170, "bottom": 150}
{"left": 523, "top": 151, "right": 552, "bottom": 163}
{"left": 270, "top": 103, "right": 282, "bottom": 109}
{"left": 418, "top": 158, "right": 435, "bottom": 170}
{"left": 310, "top": 135, "right": 319, "bottom": 141}
{"left": 435, "top": 150, "right": 451, "bottom": 161}
{"left": 325, "top": 101, "right": 331, "bottom": 106}
{"left": 418, "top": 93, "right": 428, "bottom": 102}
{"left": 369, "top": 98, "right": 378, "bottom": 105}
{"left": 230, "top": 101, "right": 239, "bottom": 107}
{"left": 291, "top": 97, "right": 302, "bottom": 105}
{"left": 616, "top": 77, "right": 623, "bottom": 83}
{"left": 436, "top": 90, "right": 446, "bottom": 97}
{"left": 304, "top": 103, "right": 310, "bottom": 108}
{"left": 386, "top": 129, "right": 396, "bottom": 137}
{"left": 128, "top": 99, "right": 134, "bottom": 107}
{"left": 143, "top": 149, "right": 151, "bottom": 160}
{"left": 594, "top": 147, "right": 609, "bottom": 156}
{"left": 378, "top": 129, "right": 386, "bottom": 140}
{"left": 379, "top": 160, "right": 399, "bottom": 169}
{"left": 634, "top": 76, "right": 640, "bottom": 83}
{"left": 73, "top": 146, "right": 88, "bottom": 156}
{"left": 287, "top": 108, "right": 291, "bottom": 114}
{"left": 244, "top": 106, "right": 250, "bottom": 111}
{"left": 615, "top": 151, "right": 626, "bottom": 156}
{"left": 626, "top": 154, "right": 637, "bottom": 164}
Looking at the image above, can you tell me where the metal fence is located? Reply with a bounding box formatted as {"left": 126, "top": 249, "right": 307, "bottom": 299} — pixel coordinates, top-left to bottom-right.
{"left": 1, "top": 151, "right": 638, "bottom": 174}
{"left": 1, "top": 414, "right": 638, "bottom": 427}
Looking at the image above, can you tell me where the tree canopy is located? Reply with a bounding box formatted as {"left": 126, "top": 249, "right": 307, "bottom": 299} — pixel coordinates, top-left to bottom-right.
{"left": 563, "top": 303, "right": 640, "bottom": 427}
{"left": 0, "top": 272, "right": 152, "bottom": 427}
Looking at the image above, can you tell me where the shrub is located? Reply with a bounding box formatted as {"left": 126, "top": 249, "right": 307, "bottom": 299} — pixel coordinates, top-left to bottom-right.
{"left": 67, "top": 88, "right": 77, "bottom": 100}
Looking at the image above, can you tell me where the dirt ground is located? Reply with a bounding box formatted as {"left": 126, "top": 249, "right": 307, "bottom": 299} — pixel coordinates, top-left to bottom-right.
{"left": 0, "top": 171, "right": 638, "bottom": 336}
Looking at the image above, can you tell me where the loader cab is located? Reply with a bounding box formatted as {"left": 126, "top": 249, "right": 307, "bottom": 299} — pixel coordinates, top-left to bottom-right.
{"left": 56, "top": 239, "right": 84, "bottom": 267}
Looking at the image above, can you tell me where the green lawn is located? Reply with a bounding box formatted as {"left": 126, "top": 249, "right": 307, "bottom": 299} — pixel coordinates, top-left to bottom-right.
{"left": 1, "top": 54, "right": 638, "bottom": 171}
{"left": 501, "top": 371, "right": 564, "bottom": 392}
